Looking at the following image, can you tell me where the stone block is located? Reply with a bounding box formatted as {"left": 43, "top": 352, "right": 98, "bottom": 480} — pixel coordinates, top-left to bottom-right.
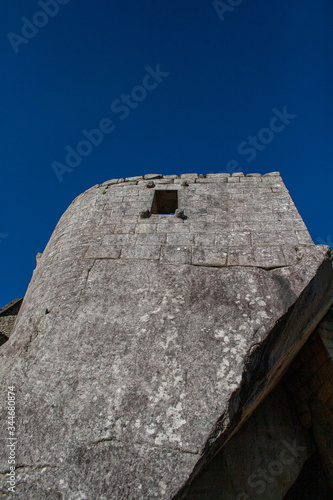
{"left": 144, "top": 174, "right": 163, "bottom": 180}
{"left": 216, "top": 231, "right": 251, "bottom": 246}
{"left": 296, "top": 231, "right": 314, "bottom": 245}
{"left": 137, "top": 233, "right": 167, "bottom": 245}
{"left": 157, "top": 222, "right": 190, "bottom": 233}
{"left": 281, "top": 245, "right": 299, "bottom": 265}
{"left": 120, "top": 216, "right": 139, "bottom": 224}
{"left": 105, "top": 179, "right": 119, "bottom": 185}
{"left": 135, "top": 224, "right": 157, "bottom": 234}
{"left": 261, "top": 177, "right": 284, "bottom": 187}
{"left": 227, "top": 177, "right": 240, "bottom": 183}
{"left": 192, "top": 247, "right": 227, "bottom": 267}
{"left": 153, "top": 178, "right": 174, "bottom": 184}
{"left": 206, "top": 173, "right": 230, "bottom": 178}
{"left": 228, "top": 246, "right": 287, "bottom": 268}
{"left": 194, "top": 233, "right": 216, "bottom": 246}
{"left": 111, "top": 207, "right": 126, "bottom": 217}
{"left": 174, "top": 178, "right": 195, "bottom": 184}
{"left": 180, "top": 173, "right": 198, "bottom": 179}
{"left": 188, "top": 214, "right": 215, "bottom": 223}
{"left": 83, "top": 224, "right": 116, "bottom": 236}
{"left": 114, "top": 224, "right": 136, "bottom": 234}
{"left": 121, "top": 245, "right": 161, "bottom": 260}
{"left": 85, "top": 245, "right": 121, "bottom": 259}
{"left": 160, "top": 246, "right": 192, "bottom": 264}
{"left": 196, "top": 178, "right": 227, "bottom": 183}
{"left": 102, "top": 234, "right": 137, "bottom": 246}
{"left": 125, "top": 176, "right": 143, "bottom": 182}
{"left": 166, "top": 233, "right": 195, "bottom": 246}
{"left": 190, "top": 222, "right": 229, "bottom": 233}
{"left": 239, "top": 177, "right": 261, "bottom": 184}
{"left": 154, "top": 184, "right": 180, "bottom": 191}
{"left": 252, "top": 231, "right": 299, "bottom": 246}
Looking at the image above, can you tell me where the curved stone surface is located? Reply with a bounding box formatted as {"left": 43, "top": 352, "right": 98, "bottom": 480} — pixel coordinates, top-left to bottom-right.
{"left": 0, "top": 173, "right": 332, "bottom": 499}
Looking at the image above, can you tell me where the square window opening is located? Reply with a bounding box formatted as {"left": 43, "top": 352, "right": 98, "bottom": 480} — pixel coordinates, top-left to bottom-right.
{"left": 151, "top": 190, "right": 178, "bottom": 215}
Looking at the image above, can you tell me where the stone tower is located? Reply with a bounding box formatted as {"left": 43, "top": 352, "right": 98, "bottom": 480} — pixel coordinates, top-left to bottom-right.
{"left": 1, "top": 172, "right": 332, "bottom": 499}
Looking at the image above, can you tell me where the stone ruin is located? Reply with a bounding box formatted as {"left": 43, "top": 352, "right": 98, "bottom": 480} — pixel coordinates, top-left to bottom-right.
{"left": 0, "top": 299, "right": 22, "bottom": 347}
{"left": 0, "top": 172, "right": 332, "bottom": 499}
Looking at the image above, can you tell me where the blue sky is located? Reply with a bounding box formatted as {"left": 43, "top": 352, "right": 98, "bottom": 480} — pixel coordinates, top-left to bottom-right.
{"left": 1, "top": 0, "right": 332, "bottom": 307}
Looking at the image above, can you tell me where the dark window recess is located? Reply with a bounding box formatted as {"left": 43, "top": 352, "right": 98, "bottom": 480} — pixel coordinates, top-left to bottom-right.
{"left": 151, "top": 190, "right": 178, "bottom": 214}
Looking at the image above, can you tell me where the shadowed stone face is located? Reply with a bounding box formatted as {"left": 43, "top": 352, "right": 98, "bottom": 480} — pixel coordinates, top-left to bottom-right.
{"left": 0, "top": 173, "right": 332, "bottom": 499}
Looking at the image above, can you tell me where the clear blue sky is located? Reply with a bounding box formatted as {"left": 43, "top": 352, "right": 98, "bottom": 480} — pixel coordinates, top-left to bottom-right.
{"left": 1, "top": 0, "right": 332, "bottom": 307}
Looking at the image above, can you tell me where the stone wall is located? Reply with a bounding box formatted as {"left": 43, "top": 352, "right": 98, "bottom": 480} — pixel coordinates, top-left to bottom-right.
{"left": 318, "top": 306, "right": 333, "bottom": 360}
{"left": 44, "top": 171, "right": 313, "bottom": 272}
{"left": 1, "top": 173, "right": 331, "bottom": 500}
{"left": 286, "top": 324, "right": 333, "bottom": 489}
{"left": 0, "top": 299, "right": 23, "bottom": 344}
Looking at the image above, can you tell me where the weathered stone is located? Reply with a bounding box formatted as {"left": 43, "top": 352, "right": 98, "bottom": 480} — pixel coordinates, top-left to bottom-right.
{"left": 144, "top": 174, "right": 163, "bottom": 180}
{"left": 174, "top": 179, "right": 193, "bottom": 185}
{"left": 122, "top": 245, "right": 161, "bottom": 260}
{"left": 296, "top": 230, "right": 314, "bottom": 245}
{"left": 105, "top": 178, "right": 119, "bottom": 185}
{"left": 180, "top": 173, "right": 198, "bottom": 179}
{"left": 175, "top": 208, "right": 185, "bottom": 219}
{"left": 125, "top": 175, "right": 143, "bottom": 182}
{"left": 36, "top": 252, "right": 43, "bottom": 266}
{"left": 153, "top": 178, "right": 173, "bottom": 184}
{"left": 115, "top": 223, "right": 136, "bottom": 234}
{"left": 139, "top": 209, "right": 151, "bottom": 219}
{"left": 160, "top": 245, "right": 192, "bottom": 264}
{"left": 166, "top": 233, "right": 195, "bottom": 246}
{"left": 194, "top": 233, "right": 216, "bottom": 246}
{"left": 263, "top": 171, "right": 280, "bottom": 176}
{"left": 164, "top": 175, "right": 179, "bottom": 180}
{"left": 252, "top": 230, "right": 299, "bottom": 246}
{"left": 146, "top": 181, "right": 155, "bottom": 188}
{"left": 239, "top": 176, "right": 261, "bottom": 183}
{"left": 206, "top": 173, "right": 230, "bottom": 178}
{"left": 136, "top": 233, "right": 166, "bottom": 245}
{"left": 135, "top": 223, "right": 157, "bottom": 234}
{"left": 228, "top": 245, "right": 287, "bottom": 268}
{"left": 156, "top": 222, "right": 189, "bottom": 233}
{"left": 85, "top": 244, "right": 121, "bottom": 259}
{"left": 196, "top": 176, "right": 228, "bottom": 183}
{"left": 216, "top": 231, "right": 251, "bottom": 247}
{"left": 192, "top": 246, "right": 227, "bottom": 267}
